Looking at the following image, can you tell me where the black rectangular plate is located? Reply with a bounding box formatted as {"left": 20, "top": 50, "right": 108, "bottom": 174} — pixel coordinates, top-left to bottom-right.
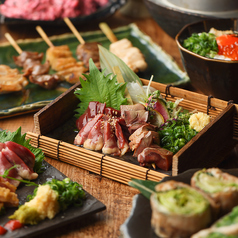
{"left": 0, "top": 160, "right": 106, "bottom": 238}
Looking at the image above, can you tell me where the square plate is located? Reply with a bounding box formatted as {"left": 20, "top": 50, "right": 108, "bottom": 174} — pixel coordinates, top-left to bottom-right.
{"left": 0, "top": 160, "right": 106, "bottom": 238}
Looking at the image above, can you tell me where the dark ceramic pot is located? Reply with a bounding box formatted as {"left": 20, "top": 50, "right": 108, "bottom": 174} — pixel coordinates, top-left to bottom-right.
{"left": 144, "top": 0, "right": 238, "bottom": 38}
{"left": 176, "top": 19, "right": 238, "bottom": 102}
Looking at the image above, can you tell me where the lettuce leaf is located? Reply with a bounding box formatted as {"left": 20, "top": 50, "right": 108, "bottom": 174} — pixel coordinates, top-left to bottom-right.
{"left": 0, "top": 127, "right": 45, "bottom": 174}
{"left": 74, "top": 59, "right": 128, "bottom": 117}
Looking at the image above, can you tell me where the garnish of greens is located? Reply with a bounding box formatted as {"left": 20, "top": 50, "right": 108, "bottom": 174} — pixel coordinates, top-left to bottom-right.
{"left": 0, "top": 127, "right": 44, "bottom": 174}
{"left": 158, "top": 115, "right": 198, "bottom": 154}
{"left": 145, "top": 90, "right": 198, "bottom": 154}
{"left": 183, "top": 32, "right": 218, "bottom": 58}
{"left": 74, "top": 58, "right": 128, "bottom": 117}
{"left": 27, "top": 178, "right": 86, "bottom": 211}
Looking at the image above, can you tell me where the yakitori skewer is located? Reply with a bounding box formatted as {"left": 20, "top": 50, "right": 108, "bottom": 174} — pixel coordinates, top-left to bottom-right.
{"left": 99, "top": 22, "right": 147, "bottom": 73}
{"left": 4, "top": 33, "right": 60, "bottom": 90}
{"left": 4, "top": 33, "right": 22, "bottom": 54}
{"left": 63, "top": 17, "right": 101, "bottom": 68}
{"left": 36, "top": 25, "right": 88, "bottom": 84}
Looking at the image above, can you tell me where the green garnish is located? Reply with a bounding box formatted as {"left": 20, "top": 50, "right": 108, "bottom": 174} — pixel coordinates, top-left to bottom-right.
{"left": 183, "top": 32, "right": 218, "bottom": 58}
{"left": 159, "top": 115, "right": 198, "bottom": 154}
{"left": 0, "top": 127, "right": 45, "bottom": 173}
{"left": 74, "top": 59, "right": 128, "bottom": 118}
{"left": 27, "top": 178, "right": 86, "bottom": 211}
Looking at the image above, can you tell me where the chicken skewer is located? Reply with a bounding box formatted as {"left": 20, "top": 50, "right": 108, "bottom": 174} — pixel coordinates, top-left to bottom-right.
{"left": 4, "top": 32, "right": 60, "bottom": 90}
{"left": 63, "top": 17, "right": 101, "bottom": 69}
{"left": 99, "top": 22, "right": 147, "bottom": 73}
{"left": 36, "top": 25, "right": 88, "bottom": 84}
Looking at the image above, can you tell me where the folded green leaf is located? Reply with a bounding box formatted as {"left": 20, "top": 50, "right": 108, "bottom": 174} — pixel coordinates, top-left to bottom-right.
{"left": 99, "top": 45, "right": 142, "bottom": 85}
{"left": 0, "top": 127, "right": 45, "bottom": 174}
{"left": 74, "top": 59, "right": 128, "bottom": 117}
{"left": 128, "top": 179, "right": 159, "bottom": 200}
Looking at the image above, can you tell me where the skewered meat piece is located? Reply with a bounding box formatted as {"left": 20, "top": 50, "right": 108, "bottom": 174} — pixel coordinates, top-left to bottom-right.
{"left": 13, "top": 51, "right": 44, "bottom": 67}
{"left": 23, "top": 59, "right": 50, "bottom": 77}
{"left": 109, "top": 38, "right": 147, "bottom": 73}
{"left": 46, "top": 45, "right": 88, "bottom": 84}
{"left": 29, "top": 74, "right": 63, "bottom": 90}
{"left": 76, "top": 42, "right": 101, "bottom": 68}
{"left": 46, "top": 45, "right": 73, "bottom": 70}
{"left": 0, "top": 65, "right": 28, "bottom": 93}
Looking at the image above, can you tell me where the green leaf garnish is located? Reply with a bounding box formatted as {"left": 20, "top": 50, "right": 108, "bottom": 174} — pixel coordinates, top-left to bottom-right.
{"left": 27, "top": 178, "right": 86, "bottom": 211}
{"left": 129, "top": 179, "right": 159, "bottom": 200}
{"left": 74, "top": 59, "right": 128, "bottom": 117}
{"left": 0, "top": 127, "right": 44, "bottom": 173}
{"left": 99, "top": 45, "right": 142, "bottom": 85}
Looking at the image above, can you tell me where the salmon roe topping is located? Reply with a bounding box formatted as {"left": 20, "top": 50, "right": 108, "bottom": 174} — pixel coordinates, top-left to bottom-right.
{"left": 216, "top": 34, "right": 238, "bottom": 60}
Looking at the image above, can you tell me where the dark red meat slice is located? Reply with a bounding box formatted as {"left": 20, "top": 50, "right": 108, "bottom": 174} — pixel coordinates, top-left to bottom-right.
{"left": 2, "top": 147, "right": 38, "bottom": 180}
{"left": 4, "top": 141, "right": 35, "bottom": 170}
{"left": 102, "top": 121, "right": 120, "bottom": 156}
{"left": 74, "top": 114, "right": 104, "bottom": 145}
{"left": 114, "top": 120, "right": 129, "bottom": 156}
{"left": 83, "top": 120, "right": 104, "bottom": 151}
{"left": 0, "top": 152, "right": 21, "bottom": 187}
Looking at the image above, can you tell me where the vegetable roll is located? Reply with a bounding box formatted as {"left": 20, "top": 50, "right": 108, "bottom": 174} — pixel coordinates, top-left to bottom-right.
{"left": 191, "top": 168, "right": 238, "bottom": 214}
{"left": 192, "top": 205, "right": 238, "bottom": 238}
{"left": 150, "top": 180, "right": 218, "bottom": 238}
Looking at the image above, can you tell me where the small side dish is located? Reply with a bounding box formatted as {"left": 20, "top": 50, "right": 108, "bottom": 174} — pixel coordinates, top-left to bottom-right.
{"left": 183, "top": 28, "right": 238, "bottom": 61}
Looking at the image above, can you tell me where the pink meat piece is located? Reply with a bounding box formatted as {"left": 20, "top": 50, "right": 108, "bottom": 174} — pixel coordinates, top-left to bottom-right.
{"left": 137, "top": 145, "right": 173, "bottom": 171}
{"left": 0, "top": 151, "right": 22, "bottom": 188}
{"left": 102, "top": 121, "right": 120, "bottom": 156}
{"left": 0, "top": 0, "right": 108, "bottom": 20}
{"left": 120, "top": 104, "right": 146, "bottom": 118}
{"left": 4, "top": 141, "right": 35, "bottom": 170}
{"left": 2, "top": 147, "right": 38, "bottom": 180}
{"left": 76, "top": 101, "right": 106, "bottom": 130}
{"left": 83, "top": 120, "right": 104, "bottom": 151}
{"left": 114, "top": 120, "right": 129, "bottom": 156}
{"left": 74, "top": 114, "right": 104, "bottom": 145}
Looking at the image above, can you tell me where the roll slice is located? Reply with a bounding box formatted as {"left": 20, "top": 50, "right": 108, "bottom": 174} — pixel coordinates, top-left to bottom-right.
{"left": 191, "top": 168, "right": 238, "bottom": 214}
{"left": 150, "top": 180, "right": 218, "bottom": 238}
{"left": 192, "top": 205, "right": 238, "bottom": 238}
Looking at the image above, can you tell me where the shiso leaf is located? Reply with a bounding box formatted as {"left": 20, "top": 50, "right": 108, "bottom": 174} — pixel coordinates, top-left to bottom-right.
{"left": 0, "top": 127, "right": 45, "bottom": 174}
{"left": 129, "top": 179, "right": 159, "bottom": 200}
{"left": 74, "top": 58, "right": 128, "bottom": 117}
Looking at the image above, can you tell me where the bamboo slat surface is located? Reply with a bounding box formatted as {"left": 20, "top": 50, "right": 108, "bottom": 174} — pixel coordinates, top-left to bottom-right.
{"left": 26, "top": 132, "right": 169, "bottom": 184}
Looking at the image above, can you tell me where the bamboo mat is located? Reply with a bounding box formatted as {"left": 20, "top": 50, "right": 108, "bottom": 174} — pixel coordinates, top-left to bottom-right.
{"left": 26, "top": 132, "right": 169, "bottom": 185}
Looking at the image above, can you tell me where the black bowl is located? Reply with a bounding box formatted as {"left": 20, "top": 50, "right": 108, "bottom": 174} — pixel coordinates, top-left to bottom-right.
{"left": 144, "top": 0, "right": 238, "bottom": 38}
{"left": 176, "top": 18, "right": 238, "bottom": 102}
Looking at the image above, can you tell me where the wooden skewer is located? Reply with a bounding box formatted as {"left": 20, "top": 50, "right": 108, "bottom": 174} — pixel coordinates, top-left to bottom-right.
{"left": 99, "top": 22, "right": 118, "bottom": 43}
{"left": 36, "top": 26, "right": 54, "bottom": 48}
{"left": 4, "top": 33, "right": 22, "bottom": 54}
{"left": 63, "top": 17, "right": 85, "bottom": 45}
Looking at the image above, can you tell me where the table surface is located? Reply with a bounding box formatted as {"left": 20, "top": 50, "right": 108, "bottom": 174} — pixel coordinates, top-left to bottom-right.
{"left": 0, "top": 8, "right": 237, "bottom": 238}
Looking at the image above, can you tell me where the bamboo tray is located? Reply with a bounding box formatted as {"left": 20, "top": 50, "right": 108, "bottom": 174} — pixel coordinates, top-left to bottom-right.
{"left": 26, "top": 79, "right": 238, "bottom": 184}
